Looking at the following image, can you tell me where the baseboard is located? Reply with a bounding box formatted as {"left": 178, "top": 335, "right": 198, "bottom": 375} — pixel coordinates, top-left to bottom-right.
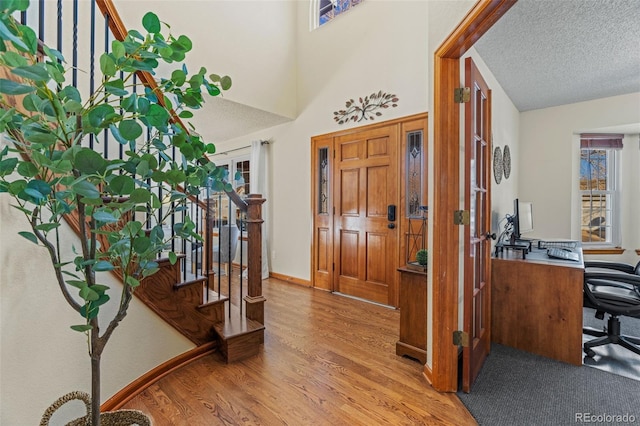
{"left": 101, "top": 341, "right": 217, "bottom": 411}
{"left": 269, "top": 272, "right": 311, "bottom": 287}
{"left": 423, "top": 364, "right": 433, "bottom": 385}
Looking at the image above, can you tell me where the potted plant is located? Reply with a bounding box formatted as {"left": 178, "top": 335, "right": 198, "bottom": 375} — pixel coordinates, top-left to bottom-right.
{"left": 0, "top": 2, "right": 231, "bottom": 424}
{"left": 416, "top": 249, "right": 428, "bottom": 267}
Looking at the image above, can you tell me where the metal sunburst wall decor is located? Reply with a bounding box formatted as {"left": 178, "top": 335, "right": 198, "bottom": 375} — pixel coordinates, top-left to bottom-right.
{"left": 333, "top": 91, "right": 399, "bottom": 124}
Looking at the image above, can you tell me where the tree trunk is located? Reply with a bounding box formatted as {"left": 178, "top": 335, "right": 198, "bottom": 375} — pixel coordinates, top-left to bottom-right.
{"left": 91, "top": 353, "right": 101, "bottom": 426}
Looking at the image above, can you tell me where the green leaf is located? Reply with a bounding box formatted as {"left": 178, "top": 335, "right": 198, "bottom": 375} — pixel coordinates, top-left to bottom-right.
{"left": 0, "top": 157, "right": 18, "bottom": 176}
{"left": 2, "top": 50, "right": 27, "bottom": 67}
{"left": 169, "top": 251, "right": 178, "bottom": 265}
{"left": 71, "top": 324, "right": 93, "bottom": 332}
{"left": 87, "top": 104, "right": 116, "bottom": 128}
{"left": 178, "top": 110, "right": 193, "bottom": 119}
{"left": 109, "top": 174, "right": 135, "bottom": 195}
{"left": 220, "top": 75, "right": 232, "bottom": 91}
{"left": 146, "top": 104, "right": 169, "bottom": 128}
{"left": 75, "top": 148, "right": 107, "bottom": 174}
{"left": 93, "top": 210, "right": 118, "bottom": 223}
{"left": 80, "top": 286, "right": 99, "bottom": 301}
{"left": 142, "top": 12, "right": 161, "bottom": 33}
{"left": 111, "top": 40, "right": 125, "bottom": 59}
{"left": 0, "top": 78, "right": 34, "bottom": 95}
{"left": 17, "top": 161, "right": 38, "bottom": 177}
{"left": 171, "top": 69, "right": 186, "bottom": 86}
{"left": 72, "top": 180, "right": 100, "bottom": 199}
{"left": 99, "top": 53, "right": 117, "bottom": 77}
{"left": 104, "top": 79, "right": 127, "bottom": 96}
{"left": 66, "top": 280, "right": 88, "bottom": 289}
{"left": 93, "top": 260, "right": 115, "bottom": 272}
{"left": 125, "top": 276, "right": 140, "bottom": 288}
{"left": 34, "top": 222, "right": 60, "bottom": 232}
{"left": 11, "top": 64, "right": 50, "bottom": 82}
{"left": 0, "top": 18, "right": 28, "bottom": 51}
{"left": 133, "top": 236, "right": 151, "bottom": 253}
{"left": 129, "top": 188, "right": 150, "bottom": 204}
{"left": 18, "top": 231, "right": 38, "bottom": 244}
{"left": 119, "top": 120, "right": 142, "bottom": 141}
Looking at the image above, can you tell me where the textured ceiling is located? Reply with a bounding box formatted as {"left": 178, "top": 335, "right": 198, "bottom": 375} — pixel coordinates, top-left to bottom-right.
{"left": 474, "top": 0, "right": 640, "bottom": 112}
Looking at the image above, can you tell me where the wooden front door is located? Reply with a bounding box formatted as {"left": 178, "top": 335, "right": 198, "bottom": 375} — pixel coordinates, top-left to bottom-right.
{"left": 461, "top": 57, "right": 492, "bottom": 392}
{"left": 333, "top": 127, "right": 399, "bottom": 305}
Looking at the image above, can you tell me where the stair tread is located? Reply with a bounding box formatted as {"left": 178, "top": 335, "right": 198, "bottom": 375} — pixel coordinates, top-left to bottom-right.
{"left": 214, "top": 304, "right": 264, "bottom": 340}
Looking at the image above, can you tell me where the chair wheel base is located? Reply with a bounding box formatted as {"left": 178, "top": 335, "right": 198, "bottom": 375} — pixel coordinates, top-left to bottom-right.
{"left": 584, "top": 348, "right": 596, "bottom": 358}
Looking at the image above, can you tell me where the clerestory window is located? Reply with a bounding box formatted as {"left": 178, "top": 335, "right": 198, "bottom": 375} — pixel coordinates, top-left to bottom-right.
{"left": 312, "top": 0, "right": 365, "bottom": 29}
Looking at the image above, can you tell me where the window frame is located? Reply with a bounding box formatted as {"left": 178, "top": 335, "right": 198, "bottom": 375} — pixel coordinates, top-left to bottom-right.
{"left": 578, "top": 137, "right": 622, "bottom": 248}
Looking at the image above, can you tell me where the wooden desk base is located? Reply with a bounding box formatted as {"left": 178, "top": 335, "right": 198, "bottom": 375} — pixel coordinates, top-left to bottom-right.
{"left": 491, "top": 256, "right": 583, "bottom": 365}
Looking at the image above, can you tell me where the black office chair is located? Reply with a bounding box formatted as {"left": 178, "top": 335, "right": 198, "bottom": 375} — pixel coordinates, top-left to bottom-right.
{"left": 582, "top": 263, "right": 640, "bottom": 358}
{"left": 585, "top": 260, "right": 640, "bottom": 275}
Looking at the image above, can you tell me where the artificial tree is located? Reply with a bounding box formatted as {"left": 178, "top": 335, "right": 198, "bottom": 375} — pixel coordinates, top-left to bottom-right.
{"left": 0, "top": 1, "right": 232, "bottom": 424}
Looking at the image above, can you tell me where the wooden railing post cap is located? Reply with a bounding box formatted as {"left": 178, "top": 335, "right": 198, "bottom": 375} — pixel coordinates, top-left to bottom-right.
{"left": 246, "top": 194, "right": 266, "bottom": 204}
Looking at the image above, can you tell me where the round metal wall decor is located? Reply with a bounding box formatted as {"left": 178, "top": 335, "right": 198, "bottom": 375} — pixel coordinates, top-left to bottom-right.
{"left": 503, "top": 145, "right": 511, "bottom": 179}
{"left": 493, "top": 146, "right": 503, "bottom": 184}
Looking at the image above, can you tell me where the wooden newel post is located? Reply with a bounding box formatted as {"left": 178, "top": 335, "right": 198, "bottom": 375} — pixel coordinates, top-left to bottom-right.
{"left": 244, "top": 193, "right": 266, "bottom": 324}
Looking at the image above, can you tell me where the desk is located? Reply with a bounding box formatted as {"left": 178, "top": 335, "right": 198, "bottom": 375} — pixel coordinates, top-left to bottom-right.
{"left": 491, "top": 246, "right": 584, "bottom": 365}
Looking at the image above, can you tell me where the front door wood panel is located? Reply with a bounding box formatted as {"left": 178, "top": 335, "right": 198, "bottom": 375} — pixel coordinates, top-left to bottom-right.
{"left": 334, "top": 127, "right": 398, "bottom": 305}
{"left": 462, "top": 57, "right": 492, "bottom": 392}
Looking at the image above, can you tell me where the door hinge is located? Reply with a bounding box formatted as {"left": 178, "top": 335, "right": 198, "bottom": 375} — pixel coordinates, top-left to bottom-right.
{"left": 453, "top": 210, "right": 470, "bottom": 225}
{"left": 454, "top": 87, "right": 471, "bottom": 103}
{"left": 453, "top": 330, "right": 470, "bottom": 347}
{"left": 333, "top": 262, "right": 335, "bottom": 271}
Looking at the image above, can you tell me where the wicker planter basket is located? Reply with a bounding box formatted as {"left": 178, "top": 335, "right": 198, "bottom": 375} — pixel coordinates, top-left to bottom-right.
{"left": 40, "top": 391, "right": 151, "bottom": 426}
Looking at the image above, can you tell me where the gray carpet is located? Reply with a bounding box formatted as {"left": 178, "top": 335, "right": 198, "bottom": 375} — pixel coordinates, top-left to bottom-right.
{"left": 458, "top": 311, "right": 640, "bottom": 426}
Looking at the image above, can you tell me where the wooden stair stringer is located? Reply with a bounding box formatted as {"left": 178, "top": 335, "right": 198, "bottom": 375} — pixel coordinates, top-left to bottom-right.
{"left": 213, "top": 303, "right": 265, "bottom": 363}
{"left": 136, "top": 256, "right": 228, "bottom": 346}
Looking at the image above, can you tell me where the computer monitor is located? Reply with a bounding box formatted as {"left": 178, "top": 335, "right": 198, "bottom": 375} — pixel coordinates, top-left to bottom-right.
{"left": 512, "top": 198, "right": 534, "bottom": 241}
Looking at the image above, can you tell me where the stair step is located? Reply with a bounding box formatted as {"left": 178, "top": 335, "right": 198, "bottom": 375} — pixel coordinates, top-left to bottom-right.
{"left": 214, "top": 304, "right": 265, "bottom": 363}
{"left": 174, "top": 276, "right": 207, "bottom": 290}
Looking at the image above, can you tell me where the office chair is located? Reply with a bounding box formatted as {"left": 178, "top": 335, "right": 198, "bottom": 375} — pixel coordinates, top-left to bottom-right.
{"left": 582, "top": 266, "right": 640, "bottom": 358}
{"left": 585, "top": 260, "right": 640, "bottom": 276}
{"left": 212, "top": 225, "right": 240, "bottom": 276}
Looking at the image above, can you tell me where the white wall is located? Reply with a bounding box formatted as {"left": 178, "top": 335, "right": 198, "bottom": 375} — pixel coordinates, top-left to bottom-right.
{"left": 217, "top": 0, "right": 441, "bottom": 281}
{"left": 519, "top": 93, "right": 640, "bottom": 264}
{"left": 112, "top": 0, "right": 298, "bottom": 119}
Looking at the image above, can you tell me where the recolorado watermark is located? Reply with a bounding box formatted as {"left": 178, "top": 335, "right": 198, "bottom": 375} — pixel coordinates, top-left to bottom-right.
{"left": 575, "top": 413, "right": 636, "bottom": 423}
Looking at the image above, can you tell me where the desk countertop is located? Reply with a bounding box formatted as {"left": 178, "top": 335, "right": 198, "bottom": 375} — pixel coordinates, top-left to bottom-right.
{"left": 494, "top": 245, "right": 584, "bottom": 269}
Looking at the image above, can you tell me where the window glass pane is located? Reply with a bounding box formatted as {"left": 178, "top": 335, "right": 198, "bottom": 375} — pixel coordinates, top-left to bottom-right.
{"left": 580, "top": 148, "right": 615, "bottom": 244}
{"left": 317, "top": 0, "right": 364, "bottom": 28}
{"left": 235, "top": 160, "right": 250, "bottom": 196}
{"left": 406, "top": 131, "right": 423, "bottom": 217}
{"left": 318, "top": 147, "right": 329, "bottom": 214}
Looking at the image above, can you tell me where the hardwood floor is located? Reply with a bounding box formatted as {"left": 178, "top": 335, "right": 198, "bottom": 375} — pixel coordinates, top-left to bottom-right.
{"left": 121, "top": 277, "right": 476, "bottom": 425}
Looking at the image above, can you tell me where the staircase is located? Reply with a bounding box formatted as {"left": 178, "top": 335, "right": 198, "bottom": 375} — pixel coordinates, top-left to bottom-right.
{"left": 4, "top": 0, "right": 265, "bottom": 363}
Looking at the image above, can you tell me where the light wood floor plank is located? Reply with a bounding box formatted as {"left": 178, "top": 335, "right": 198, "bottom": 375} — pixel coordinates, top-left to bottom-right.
{"left": 122, "top": 278, "right": 476, "bottom": 425}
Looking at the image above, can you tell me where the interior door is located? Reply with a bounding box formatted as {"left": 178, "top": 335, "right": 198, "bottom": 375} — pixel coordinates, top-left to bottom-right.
{"left": 333, "top": 126, "right": 398, "bottom": 306}
{"left": 462, "top": 57, "right": 493, "bottom": 392}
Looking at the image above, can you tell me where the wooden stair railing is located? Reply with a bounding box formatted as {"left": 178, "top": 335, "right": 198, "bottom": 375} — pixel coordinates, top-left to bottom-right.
{"left": 9, "top": 0, "right": 266, "bottom": 361}
{"left": 96, "top": 0, "right": 267, "bottom": 361}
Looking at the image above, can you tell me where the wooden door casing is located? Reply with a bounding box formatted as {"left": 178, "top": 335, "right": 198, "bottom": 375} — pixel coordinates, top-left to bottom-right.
{"left": 431, "top": 0, "right": 516, "bottom": 392}
{"left": 461, "top": 58, "right": 492, "bottom": 392}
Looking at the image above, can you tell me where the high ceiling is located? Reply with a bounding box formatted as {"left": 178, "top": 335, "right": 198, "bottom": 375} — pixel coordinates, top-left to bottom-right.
{"left": 473, "top": 0, "right": 640, "bottom": 113}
